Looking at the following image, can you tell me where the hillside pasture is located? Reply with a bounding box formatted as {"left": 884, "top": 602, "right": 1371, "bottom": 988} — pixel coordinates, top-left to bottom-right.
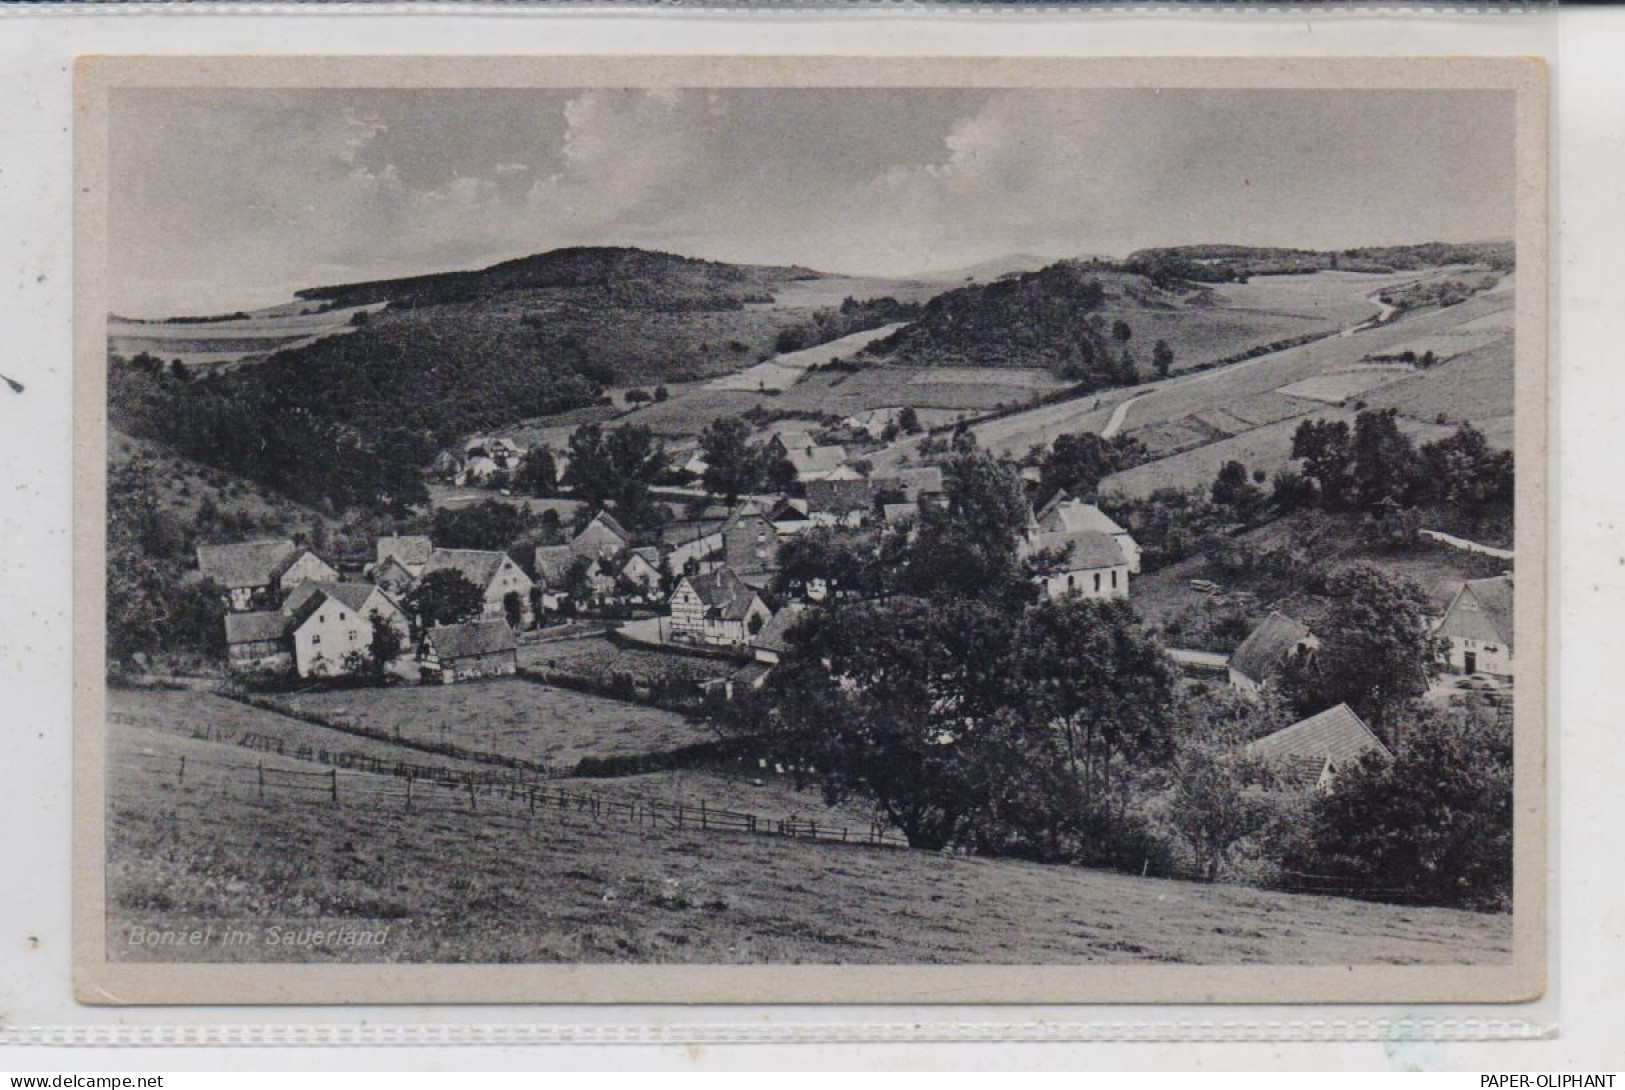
{"left": 519, "top": 635, "right": 734, "bottom": 687}
{"left": 1361, "top": 335, "right": 1516, "bottom": 441}
{"left": 108, "top": 303, "right": 383, "bottom": 371}
{"left": 1277, "top": 368, "right": 1416, "bottom": 405}
{"left": 105, "top": 713, "right": 1512, "bottom": 966}
{"left": 707, "top": 323, "right": 912, "bottom": 393}
{"left": 272, "top": 677, "right": 718, "bottom": 770}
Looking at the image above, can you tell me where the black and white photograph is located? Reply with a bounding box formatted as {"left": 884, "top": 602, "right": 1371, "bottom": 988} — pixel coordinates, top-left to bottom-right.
{"left": 75, "top": 56, "right": 1546, "bottom": 1004}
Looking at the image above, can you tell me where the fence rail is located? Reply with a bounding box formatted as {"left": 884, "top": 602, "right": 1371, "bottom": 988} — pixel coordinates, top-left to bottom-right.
{"left": 130, "top": 747, "right": 910, "bottom": 851}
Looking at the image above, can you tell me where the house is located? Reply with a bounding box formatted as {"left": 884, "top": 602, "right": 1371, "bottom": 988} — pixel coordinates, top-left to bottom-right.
{"left": 419, "top": 620, "right": 519, "bottom": 684}
{"left": 571, "top": 510, "right": 631, "bottom": 559}
{"left": 431, "top": 449, "right": 466, "bottom": 481}
{"left": 1245, "top": 703, "right": 1392, "bottom": 792}
{"left": 806, "top": 466, "right": 872, "bottom": 527}
{"left": 680, "top": 451, "right": 710, "bottom": 479}
{"left": 667, "top": 566, "right": 774, "bottom": 647}
{"left": 223, "top": 611, "right": 293, "bottom": 674}
{"left": 460, "top": 455, "right": 502, "bottom": 486}
{"left": 1435, "top": 574, "right": 1514, "bottom": 679}
{"left": 842, "top": 407, "right": 905, "bottom": 438}
{"left": 419, "top": 548, "right": 534, "bottom": 627}
{"left": 532, "top": 544, "right": 578, "bottom": 610}
{"left": 375, "top": 535, "right": 432, "bottom": 577}
{"left": 1034, "top": 493, "right": 1141, "bottom": 573}
{"left": 283, "top": 582, "right": 410, "bottom": 678}
{"left": 769, "top": 430, "right": 817, "bottom": 459}
{"left": 368, "top": 555, "right": 418, "bottom": 598}
{"left": 882, "top": 502, "right": 920, "bottom": 528}
{"left": 1024, "top": 530, "right": 1130, "bottom": 600}
{"left": 464, "top": 435, "right": 526, "bottom": 469}
{"left": 751, "top": 603, "right": 805, "bottom": 665}
{"left": 720, "top": 504, "right": 780, "bottom": 574}
{"left": 784, "top": 444, "right": 849, "bottom": 484}
{"left": 1228, "top": 611, "right": 1317, "bottom": 695}
{"left": 196, "top": 539, "right": 339, "bottom": 612}
{"left": 873, "top": 466, "right": 945, "bottom": 505}
{"left": 664, "top": 522, "right": 726, "bottom": 573}
{"left": 620, "top": 546, "right": 664, "bottom": 600}
{"left": 766, "top": 496, "right": 810, "bottom": 536}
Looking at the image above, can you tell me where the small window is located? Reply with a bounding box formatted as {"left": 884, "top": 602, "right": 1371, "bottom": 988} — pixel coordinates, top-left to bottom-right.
{"left": 1111, "top": 570, "right": 1118, "bottom": 588}
{"left": 1093, "top": 572, "right": 1101, "bottom": 592}
{"left": 319, "top": 614, "right": 325, "bottom": 623}
{"left": 1066, "top": 574, "right": 1075, "bottom": 589}
{"left": 312, "top": 635, "right": 322, "bottom": 646}
{"left": 339, "top": 611, "right": 346, "bottom": 621}
{"left": 349, "top": 630, "right": 358, "bottom": 641}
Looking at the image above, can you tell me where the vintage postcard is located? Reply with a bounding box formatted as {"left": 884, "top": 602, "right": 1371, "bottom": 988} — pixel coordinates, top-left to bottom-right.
{"left": 74, "top": 55, "right": 1546, "bottom": 1005}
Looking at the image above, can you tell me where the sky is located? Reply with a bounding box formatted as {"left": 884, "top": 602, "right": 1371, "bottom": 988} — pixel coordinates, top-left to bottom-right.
{"left": 107, "top": 86, "right": 1515, "bottom": 317}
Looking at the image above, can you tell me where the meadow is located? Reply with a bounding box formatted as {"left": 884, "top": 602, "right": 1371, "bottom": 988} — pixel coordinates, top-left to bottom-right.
{"left": 106, "top": 710, "right": 1512, "bottom": 966}
{"left": 272, "top": 676, "right": 718, "bottom": 770}
{"left": 108, "top": 303, "right": 383, "bottom": 370}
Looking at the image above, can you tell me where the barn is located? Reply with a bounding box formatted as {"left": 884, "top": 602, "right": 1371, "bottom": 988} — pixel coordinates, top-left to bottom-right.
{"left": 419, "top": 620, "right": 519, "bottom": 684}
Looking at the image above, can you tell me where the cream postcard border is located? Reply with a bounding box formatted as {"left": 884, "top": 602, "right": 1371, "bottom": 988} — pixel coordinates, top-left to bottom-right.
{"left": 72, "top": 53, "right": 1549, "bottom": 1007}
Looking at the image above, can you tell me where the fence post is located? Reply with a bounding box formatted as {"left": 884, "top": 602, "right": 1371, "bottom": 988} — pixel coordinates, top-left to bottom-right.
{"left": 700, "top": 800, "right": 706, "bottom": 830}
{"left": 257, "top": 761, "right": 264, "bottom": 800}
{"left": 677, "top": 804, "right": 683, "bottom": 830}
{"left": 528, "top": 786, "right": 536, "bottom": 814}
{"left": 329, "top": 768, "right": 338, "bottom": 804}
{"left": 405, "top": 775, "right": 414, "bottom": 811}
{"left": 177, "top": 756, "right": 185, "bottom": 785}
{"left": 468, "top": 781, "right": 477, "bottom": 812}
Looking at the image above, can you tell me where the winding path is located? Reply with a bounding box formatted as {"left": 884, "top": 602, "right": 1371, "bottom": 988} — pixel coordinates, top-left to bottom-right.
{"left": 1100, "top": 392, "right": 1152, "bottom": 440}
{"left": 1420, "top": 530, "right": 1514, "bottom": 561}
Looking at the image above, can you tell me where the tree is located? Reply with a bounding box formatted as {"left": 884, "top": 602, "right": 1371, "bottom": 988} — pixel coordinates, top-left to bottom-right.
{"left": 1163, "top": 741, "right": 1279, "bottom": 882}
{"left": 1350, "top": 408, "right": 1422, "bottom": 510}
{"left": 891, "top": 450, "right": 1031, "bottom": 603}
{"left": 1037, "top": 432, "right": 1116, "bottom": 506}
{"left": 1419, "top": 423, "right": 1514, "bottom": 515}
{"left": 514, "top": 447, "right": 558, "bottom": 498}
{"left": 1111, "top": 319, "right": 1133, "bottom": 344}
{"left": 503, "top": 590, "right": 526, "bottom": 630}
{"left": 363, "top": 611, "right": 405, "bottom": 677}
{"left": 431, "top": 499, "right": 536, "bottom": 553}
{"left": 605, "top": 424, "right": 668, "bottom": 529}
{"left": 562, "top": 423, "right": 617, "bottom": 508}
{"left": 1291, "top": 418, "right": 1354, "bottom": 509}
{"left": 404, "top": 569, "right": 484, "bottom": 635}
{"left": 624, "top": 388, "right": 650, "bottom": 404}
{"left": 897, "top": 406, "right": 922, "bottom": 434}
{"left": 1286, "top": 564, "right": 1445, "bottom": 744}
{"left": 1287, "top": 706, "right": 1512, "bottom": 910}
{"left": 654, "top": 385, "right": 669, "bottom": 402}
{"left": 1152, "top": 339, "right": 1175, "bottom": 378}
{"left": 1210, "top": 460, "right": 1264, "bottom": 520}
{"left": 700, "top": 415, "right": 756, "bottom": 503}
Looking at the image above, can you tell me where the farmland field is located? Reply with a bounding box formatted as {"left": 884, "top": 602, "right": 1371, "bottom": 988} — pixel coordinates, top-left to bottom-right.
{"left": 272, "top": 677, "right": 718, "bottom": 770}
{"left": 519, "top": 635, "right": 734, "bottom": 686}
{"left": 108, "top": 303, "right": 384, "bottom": 371}
{"left": 1277, "top": 368, "right": 1415, "bottom": 404}
{"left": 105, "top": 712, "right": 1512, "bottom": 966}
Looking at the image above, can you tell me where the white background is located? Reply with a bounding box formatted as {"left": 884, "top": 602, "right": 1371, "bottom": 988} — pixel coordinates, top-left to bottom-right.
{"left": 0, "top": 2, "right": 1619, "bottom": 1071}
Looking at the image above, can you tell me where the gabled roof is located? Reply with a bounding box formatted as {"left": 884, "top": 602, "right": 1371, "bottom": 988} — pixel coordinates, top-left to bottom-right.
{"left": 772, "top": 429, "right": 816, "bottom": 454}
{"left": 1437, "top": 575, "right": 1514, "bottom": 651}
{"left": 577, "top": 510, "right": 630, "bottom": 543}
{"left": 876, "top": 466, "right": 945, "bottom": 498}
{"left": 883, "top": 502, "right": 920, "bottom": 526}
{"left": 767, "top": 497, "right": 809, "bottom": 521}
{"left": 786, "top": 445, "right": 848, "bottom": 478}
{"left": 627, "top": 545, "right": 662, "bottom": 568}
{"left": 283, "top": 581, "right": 386, "bottom": 618}
{"left": 376, "top": 535, "right": 432, "bottom": 568}
{"left": 1229, "top": 611, "right": 1314, "bottom": 684}
{"left": 370, "top": 555, "right": 416, "bottom": 581}
{"left": 1042, "top": 499, "right": 1127, "bottom": 536}
{"left": 1027, "top": 529, "right": 1125, "bottom": 572}
{"left": 196, "top": 539, "right": 297, "bottom": 590}
{"left": 680, "top": 566, "right": 764, "bottom": 621}
{"left": 420, "top": 548, "right": 510, "bottom": 590}
{"left": 532, "top": 544, "right": 576, "bottom": 586}
{"left": 720, "top": 502, "right": 772, "bottom": 534}
{"left": 752, "top": 603, "right": 805, "bottom": 654}
{"left": 1246, "top": 703, "right": 1392, "bottom": 783}
{"left": 426, "top": 620, "right": 518, "bottom": 660}
{"left": 224, "top": 610, "right": 290, "bottom": 645}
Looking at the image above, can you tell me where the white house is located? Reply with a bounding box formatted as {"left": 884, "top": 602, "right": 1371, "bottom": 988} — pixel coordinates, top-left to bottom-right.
{"left": 571, "top": 510, "right": 632, "bottom": 559}
{"left": 1228, "top": 612, "right": 1317, "bottom": 695}
{"left": 418, "top": 548, "right": 534, "bottom": 627}
{"left": 619, "top": 546, "right": 664, "bottom": 600}
{"left": 1034, "top": 493, "right": 1142, "bottom": 574}
{"left": 1434, "top": 574, "right": 1514, "bottom": 679}
{"left": 1023, "top": 529, "right": 1130, "bottom": 601}
{"left": 284, "top": 582, "right": 410, "bottom": 678}
{"left": 667, "top": 566, "right": 773, "bottom": 647}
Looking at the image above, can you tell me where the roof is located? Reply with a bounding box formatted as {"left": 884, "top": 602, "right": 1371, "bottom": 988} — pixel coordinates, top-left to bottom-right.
{"left": 773, "top": 429, "right": 816, "bottom": 453}
{"left": 785, "top": 445, "right": 848, "bottom": 478}
{"left": 883, "top": 502, "right": 920, "bottom": 526}
{"left": 768, "top": 497, "right": 809, "bottom": 521}
{"left": 283, "top": 581, "right": 384, "bottom": 617}
{"left": 1042, "top": 500, "right": 1127, "bottom": 536}
{"left": 426, "top": 620, "right": 518, "bottom": 659}
{"left": 681, "top": 566, "right": 764, "bottom": 621}
{"left": 1028, "top": 529, "right": 1125, "bottom": 572}
{"left": 1229, "top": 611, "right": 1314, "bottom": 684}
{"left": 752, "top": 603, "right": 805, "bottom": 654}
{"left": 532, "top": 544, "right": 576, "bottom": 586}
{"left": 421, "top": 548, "right": 509, "bottom": 590}
{"left": 376, "top": 535, "right": 432, "bottom": 567}
{"left": 196, "top": 539, "right": 297, "bottom": 589}
{"left": 876, "top": 466, "right": 944, "bottom": 498}
{"left": 1437, "top": 575, "right": 1514, "bottom": 651}
{"left": 806, "top": 474, "right": 873, "bottom": 514}
{"left": 578, "top": 510, "right": 630, "bottom": 542}
{"left": 224, "top": 610, "right": 290, "bottom": 645}
{"left": 721, "top": 502, "right": 772, "bottom": 534}
{"left": 1247, "top": 703, "right": 1392, "bottom": 784}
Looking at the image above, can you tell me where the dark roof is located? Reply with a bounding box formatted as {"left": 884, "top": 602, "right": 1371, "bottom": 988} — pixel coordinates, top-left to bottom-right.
{"left": 1437, "top": 575, "right": 1514, "bottom": 651}
{"left": 805, "top": 475, "right": 873, "bottom": 514}
{"left": 875, "top": 466, "right": 944, "bottom": 498}
{"left": 224, "top": 610, "right": 290, "bottom": 645}
{"left": 1028, "top": 529, "right": 1125, "bottom": 572}
{"left": 283, "top": 581, "right": 385, "bottom": 617}
{"left": 532, "top": 544, "right": 576, "bottom": 586}
{"left": 196, "top": 539, "right": 296, "bottom": 589}
{"left": 1247, "top": 703, "right": 1392, "bottom": 778}
{"left": 420, "top": 548, "right": 509, "bottom": 590}
{"left": 376, "top": 535, "right": 432, "bottom": 567}
{"left": 426, "top": 620, "right": 518, "bottom": 659}
{"left": 1229, "top": 611, "right": 1314, "bottom": 684}
{"left": 684, "top": 566, "right": 763, "bottom": 621}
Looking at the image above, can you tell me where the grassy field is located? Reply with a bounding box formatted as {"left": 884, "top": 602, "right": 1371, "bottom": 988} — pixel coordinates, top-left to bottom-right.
{"left": 519, "top": 635, "right": 734, "bottom": 686}
{"left": 272, "top": 677, "right": 718, "bottom": 770}
{"left": 108, "top": 303, "right": 382, "bottom": 371}
{"left": 1362, "top": 334, "right": 1516, "bottom": 436}
{"left": 106, "top": 713, "right": 1512, "bottom": 965}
